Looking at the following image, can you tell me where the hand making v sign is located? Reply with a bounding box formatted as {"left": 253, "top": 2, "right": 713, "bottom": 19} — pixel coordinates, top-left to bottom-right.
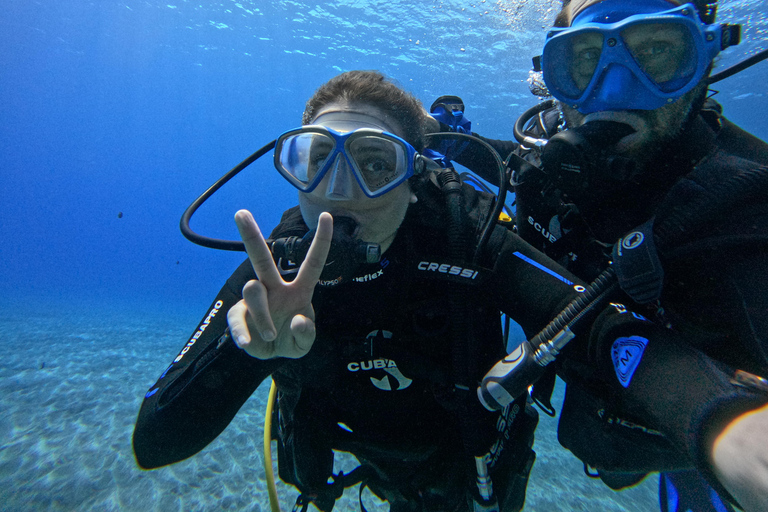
{"left": 227, "top": 209, "right": 333, "bottom": 359}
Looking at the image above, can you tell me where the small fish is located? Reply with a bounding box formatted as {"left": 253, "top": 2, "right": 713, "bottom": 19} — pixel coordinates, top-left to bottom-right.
{"left": 118, "top": 212, "right": 123, "bottom": 218}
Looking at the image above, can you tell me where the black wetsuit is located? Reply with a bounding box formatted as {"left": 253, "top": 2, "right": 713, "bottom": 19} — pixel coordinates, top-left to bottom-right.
{"left": 132, "top": 173, "right": 685, "bottom": 511}
{"left": 456, "top": 99, "right": 768, "bottom": 502}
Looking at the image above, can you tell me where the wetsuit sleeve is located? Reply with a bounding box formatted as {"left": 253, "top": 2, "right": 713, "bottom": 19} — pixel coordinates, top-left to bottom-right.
{"left": 725, "top": 251, "right": 768, "bottom": 373}
{"left": 451, "top": 132, "right": 519, "bottom": 187}
{"left": 585, "top": 307, "right": 768, "bottom": 501}
{"left": 487, "top": 228, "right": 768, "bottom": 481}
{"left": 132, "top": 260, "right": 286, "bottom": 469}
{"left": 486, "top": 228, "right": 583, "bottom": 336}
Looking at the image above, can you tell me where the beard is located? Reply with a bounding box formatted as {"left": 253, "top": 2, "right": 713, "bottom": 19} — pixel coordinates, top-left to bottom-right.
{"left": 550, "top": 83, "right": 710, "bottom": 243}
{"left": 559, "top": 83, "right": 706, "bottom": 168}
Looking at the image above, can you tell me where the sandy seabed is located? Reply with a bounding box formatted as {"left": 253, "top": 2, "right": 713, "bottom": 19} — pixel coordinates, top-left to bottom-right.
{"left": 0, "top": 312, "right": 658, "bottom": 511}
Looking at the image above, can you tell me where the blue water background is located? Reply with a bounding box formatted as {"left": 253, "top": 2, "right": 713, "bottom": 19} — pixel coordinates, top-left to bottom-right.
{"left": 3, "top": 0, "right": 766, "bottom": 316}
{"left": 0, "top": 1, "right": 767, "bottom": 510}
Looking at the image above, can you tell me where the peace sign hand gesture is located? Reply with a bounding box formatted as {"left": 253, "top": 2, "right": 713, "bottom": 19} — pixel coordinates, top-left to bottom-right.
{"left": 227, "top": 209, "right": 333, "bottom": 359}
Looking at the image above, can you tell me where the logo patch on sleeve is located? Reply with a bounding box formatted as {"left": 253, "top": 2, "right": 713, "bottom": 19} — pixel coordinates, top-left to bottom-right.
{"left": 611, "top": 336, "right": 649, "bottom": 388}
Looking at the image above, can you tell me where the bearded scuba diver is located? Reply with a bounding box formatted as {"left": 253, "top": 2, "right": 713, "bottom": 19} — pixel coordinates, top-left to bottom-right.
{"left": 425, "top": 1, "right": 768, "bottom": 511}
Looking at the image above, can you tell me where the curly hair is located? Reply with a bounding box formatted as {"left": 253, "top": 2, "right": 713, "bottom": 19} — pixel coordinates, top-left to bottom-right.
{"left": 302, "top": 70, "right": 430, "bottom": 151}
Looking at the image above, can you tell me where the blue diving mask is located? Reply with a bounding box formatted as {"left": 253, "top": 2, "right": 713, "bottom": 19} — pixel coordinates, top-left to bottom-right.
{"left": 274, "top": 126, "right": 425, "bottom": 198}
{"left": 541, "top": 1, "right": 737, "bottom": 113}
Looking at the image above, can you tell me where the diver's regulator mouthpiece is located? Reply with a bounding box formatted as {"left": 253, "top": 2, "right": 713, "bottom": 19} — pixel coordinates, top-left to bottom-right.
{"left": 539, "top": 120, "right": 638, "bottom": 200}
{"left": 269, "top": 216, "right": 380, "bottom": 284}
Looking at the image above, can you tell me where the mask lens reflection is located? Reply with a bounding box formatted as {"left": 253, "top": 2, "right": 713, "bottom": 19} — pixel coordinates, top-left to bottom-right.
{"left": 347, "top": 136, "right": 406, "bottom": 194}
{"left": 279, "top": 132, "right": 335, "bottom": 185}
{"left": 567, "top": 31, "right": 605, "bottom": 94}
{"left": 622, "top": 23, "right": 695, "bottom": 90}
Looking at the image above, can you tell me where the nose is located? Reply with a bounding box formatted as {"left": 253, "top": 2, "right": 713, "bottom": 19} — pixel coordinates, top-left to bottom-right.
{"left": 324, "top": 154, "right": 360, "bottom": 200}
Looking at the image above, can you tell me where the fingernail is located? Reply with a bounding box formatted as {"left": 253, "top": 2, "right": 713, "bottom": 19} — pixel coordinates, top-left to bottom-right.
{"left": 261, "top": 330, "right": 275, "bottom": 342}
{"left": 236, "top": 335, "right": 248, "bottom": 347}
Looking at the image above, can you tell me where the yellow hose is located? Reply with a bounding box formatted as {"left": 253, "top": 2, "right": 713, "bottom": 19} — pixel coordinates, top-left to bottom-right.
{"left": 264, "top": 379, "right": 281, "bottom": 512}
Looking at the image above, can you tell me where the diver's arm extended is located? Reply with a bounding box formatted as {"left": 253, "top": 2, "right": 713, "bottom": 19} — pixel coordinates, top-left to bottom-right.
{"left": 131, "top": 268, "right": 284, "bottom": 469}
{"left": 132, "top": 209, "right": 331, "bottom": 469}
{"left": 713, "top": 405, "right": 768, "bottom": 512}
{"left": 709, "top": 250, "right": 768, "bottom": 512}
{"left": 487, "top": 227, "right": 584, "bottom": 334}
{"left": 586, "top": 307, "right": 768, "bottom": 510}
{"left": 487, "top": 227, "right": 768, "bottom": 509}
{"left": 453, "top": 133, "right": 518, "bottom": 187}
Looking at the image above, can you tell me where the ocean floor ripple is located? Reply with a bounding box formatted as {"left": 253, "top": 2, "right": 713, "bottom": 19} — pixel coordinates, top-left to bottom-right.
{"left": 0, "top": 313, "right": 658, "bottom": 511}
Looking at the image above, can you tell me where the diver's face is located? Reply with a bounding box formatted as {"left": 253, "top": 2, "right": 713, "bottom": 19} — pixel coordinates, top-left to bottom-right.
{"left": 559, "top": 0, "right": 702, "bottom": 164}
{"left": 298, "top": 101, "right": 417, "bottom": 253}
{"left": 560, "top": 83, "right": 704, "bottom": 163}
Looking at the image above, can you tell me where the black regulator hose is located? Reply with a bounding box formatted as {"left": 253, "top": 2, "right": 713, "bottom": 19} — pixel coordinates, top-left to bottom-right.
{"left": 709, "top": 47, "right": 768, "bottom": 84}
{"left": 513, "top": 99, "right": 557, "bottom": 147}
{"left": 180, "top": 141, "right": 276, "bottom": 251}
{"left": 178, "top": 140, "right": 381, "bottom": 282}
{"left": 426, "top": 132, "right": 508, "bottom": 264}
{"left": 529, "top": 267, "right": 618, "bottom": 348}
{"left": 438, "top": 166, "right": 474, "bottom": 391}
{"left": 478, "top": 266, "right": 618, "bottom": 411}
